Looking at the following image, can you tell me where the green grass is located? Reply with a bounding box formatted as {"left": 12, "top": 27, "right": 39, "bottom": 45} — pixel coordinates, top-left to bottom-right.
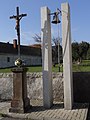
{"left": 81, "top": 60, "right": 90, "bottom": 64}
{"left": 73, "top": 64, "right": 90, "bottom": 72}
{"left": 0, "top": 65, "right": 63, "bottom": 73}
{"left": 0, "top": 68, "right": 12, "bottom": 73}
{"left": 72, "top": 60, "right": 90, "bottom": 72}
{"left": 52, "top": 64, "right": 63, "bottom": 72}
{"left": 1, "top": 60, "right": 90, "bottom": 73}
{"left": 28, "top": 66, "right": 42, "bottom": 72}
{"left": 27, "top": 64, "right": 63, "bottom": 72}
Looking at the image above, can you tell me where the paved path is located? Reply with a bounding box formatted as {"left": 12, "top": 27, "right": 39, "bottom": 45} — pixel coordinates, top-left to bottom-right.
{"left": 0, "top": 100, "right": 89, "bottom": 120}
{"left": 0, "top": 118, "right": 24, "bottom": 120}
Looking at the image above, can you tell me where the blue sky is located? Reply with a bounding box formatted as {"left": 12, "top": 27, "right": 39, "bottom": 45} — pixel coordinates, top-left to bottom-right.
{"left": 0, "top": 0, "right": 90, "bottom": 45}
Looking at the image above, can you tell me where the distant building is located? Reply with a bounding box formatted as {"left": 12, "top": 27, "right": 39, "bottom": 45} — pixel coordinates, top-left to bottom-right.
{"left": 0, "top": 39, "right": 42, "bottom": 68}
{"left": 29, "top": 44, "right": 41, "bottom": 48}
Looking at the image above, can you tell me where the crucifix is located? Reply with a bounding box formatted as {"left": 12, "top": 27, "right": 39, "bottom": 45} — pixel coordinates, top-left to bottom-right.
{"left": 10, "top": 7, "right": 27, "bottom": 58}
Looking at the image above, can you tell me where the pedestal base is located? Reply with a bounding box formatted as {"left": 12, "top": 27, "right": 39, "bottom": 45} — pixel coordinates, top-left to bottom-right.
{"left": 9, "top": 98, "right": 30, "bottom": 113}
{"left": 9, "top": 67, "right": 31, "bottom": 113}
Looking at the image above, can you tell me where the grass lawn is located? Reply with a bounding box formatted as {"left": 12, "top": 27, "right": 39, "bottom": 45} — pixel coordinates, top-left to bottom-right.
{"left": 73, "top": 60, "right": 90, "bottom": 72}
{"left": 73, "top": 64, "right": 90, "bottom": 72}
{"left": 0, "top": 65, "right": 63, "bottom": 73}
{"left": 0, "top": 68, "right": 11, "bottom": 73}
{"left": 0, "top": 60, "right": 90, "bottom": 73}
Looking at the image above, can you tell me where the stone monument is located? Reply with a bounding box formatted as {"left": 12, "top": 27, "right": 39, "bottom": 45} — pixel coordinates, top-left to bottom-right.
{"left": 41, "top": 6, "right": 53, "bottom": 108}
{"left": 61, "top": 2, "right": 73, "bottom": 110}
{"left": 9, "top": 66, "right": 30, "bottom": 113}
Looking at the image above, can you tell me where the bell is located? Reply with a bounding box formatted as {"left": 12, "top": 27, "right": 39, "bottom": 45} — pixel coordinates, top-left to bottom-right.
{"left": 52, "top": 13, "right": 60, "bottom": 24}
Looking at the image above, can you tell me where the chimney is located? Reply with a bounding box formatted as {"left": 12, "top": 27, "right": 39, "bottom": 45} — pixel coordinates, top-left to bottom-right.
{"left": 13, "top": 39, "right": 17, "bottom": 49}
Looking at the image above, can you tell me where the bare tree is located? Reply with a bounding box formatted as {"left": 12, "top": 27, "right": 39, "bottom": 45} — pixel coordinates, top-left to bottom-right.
{"left": 32, "top": 34, "right": 41, "bottom": 43}
{"left": 33, "top": 34, "right": 62, "bottom": 67}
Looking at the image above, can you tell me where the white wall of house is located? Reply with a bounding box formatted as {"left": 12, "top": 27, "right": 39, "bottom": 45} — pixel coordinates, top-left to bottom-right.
{"left": 0, "top": 54, "right": 42, "bottom": 68}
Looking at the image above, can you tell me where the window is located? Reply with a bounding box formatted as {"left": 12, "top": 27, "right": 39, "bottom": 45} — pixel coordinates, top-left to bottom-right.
{"left": 7, "top": 57, "right": 10, "bottom": 62}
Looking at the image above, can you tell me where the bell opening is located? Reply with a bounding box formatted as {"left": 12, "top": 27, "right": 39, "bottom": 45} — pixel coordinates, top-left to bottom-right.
{"left": 51, "top": 14, "right": 60, "bottom": 24}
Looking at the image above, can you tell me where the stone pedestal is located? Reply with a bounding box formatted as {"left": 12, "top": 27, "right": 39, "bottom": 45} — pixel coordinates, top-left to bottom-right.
{"left": 9, "top": 67, "right": 30, "bottom": 113}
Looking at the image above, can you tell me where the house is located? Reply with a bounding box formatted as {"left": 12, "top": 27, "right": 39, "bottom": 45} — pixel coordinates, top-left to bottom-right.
{"left": 0, "top": 39, "right": 42, "bottom": 68}
{"left": 29, "top": 44, "right": 41, "bottom": 48}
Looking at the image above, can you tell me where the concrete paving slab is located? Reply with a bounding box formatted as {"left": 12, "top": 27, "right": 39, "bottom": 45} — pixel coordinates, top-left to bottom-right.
{"left": 0, "top": 118, "right": 26, "bottom": 120}
{"left": 0, "top": 101, "right": 89, "bottom": 120}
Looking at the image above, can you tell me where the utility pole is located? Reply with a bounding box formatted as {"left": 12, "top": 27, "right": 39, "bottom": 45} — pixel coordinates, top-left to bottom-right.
{"left": 10, "top": 7, "right": 27, "bottom": 58}
{"left": 58, "top": 38, "right": 60, "bottom": 72}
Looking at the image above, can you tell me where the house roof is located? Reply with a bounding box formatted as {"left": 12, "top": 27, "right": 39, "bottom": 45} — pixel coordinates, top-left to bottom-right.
{"left": 0, "top": 42, "right": 41, "bottom": 56}
{"left": 29, "top": 44, "right": 41, "bottom": 48}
